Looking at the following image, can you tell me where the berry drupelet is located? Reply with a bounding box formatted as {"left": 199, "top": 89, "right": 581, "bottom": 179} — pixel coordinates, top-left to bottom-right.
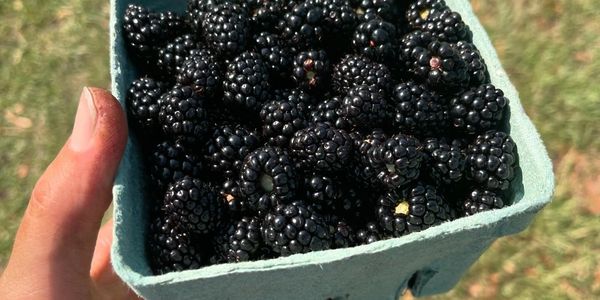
{"left": 223, "top": 51, "right": 272, "bottom": 113}
{"left": 369, "top": 134, "right": 423, "bottom": 190}
{"left": 202, "top": 3, "right": 250, "bottom": 58}
{"left": 148, "top": 214, "right": 203, "bottom": 274}
{"left": 289, "top": 123, "right": 353, "bottom": 172}
{"left": 333, "top": 54, "right": 393, "bottom": 95}
{"left": 163, "top": 176, "right": 223, "bottom": 235}
{"left": 204, "top": 124, "right": 261, "bottom": 178}
{"left": 292, "top": 50, "right": 331, "bottom": 93}
{"left": 466, "top": 130, "right": 517, "bottom": 191}
{"left": 158, "top": 85, "right": 210, "bottom": 146}
{"left": 462, "top": 189, "right": 505, "bottom": 216}
{"left": 376, "top": 182, "right": 452, "bottom": 237}
{"left": 390, "top": 81, "right": 448, "bottom": 136}
{"left": 240, "top": 147, "right": 297, "bottom": 213}
{"left": 423, "top": 137, "right": 466, "bottom": 185}
{"left": 176, "top": 48, "right": 222, "bottom": 98}
{"left": 450, "top": 83, "right": 508, "bottom": 134}
{"left": 352, "top": 18, "right": 397, "bottom": 63}
{"left": 262, "top": 201, "right": 332, "bottom": 256}
{"left": 341, "top": 85, "right": 389, "bottom": 128}
{"left": 126, "top": 76, "right": 168, "bottom": 132}
{"left": 150, "top": 140, "right": 203, "bottom": 191}
{"left": 260, "top": 99, "right": 309, "bottom": 147}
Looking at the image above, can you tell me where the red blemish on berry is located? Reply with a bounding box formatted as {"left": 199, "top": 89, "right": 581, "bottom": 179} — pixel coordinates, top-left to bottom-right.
{"left": 429, "top": 56, "right": 441, "bottom": 69}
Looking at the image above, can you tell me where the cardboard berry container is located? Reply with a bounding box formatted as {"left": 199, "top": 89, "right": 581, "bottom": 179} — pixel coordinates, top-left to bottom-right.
{"left": 110, "top": 0, "right": 554, "bottom": 299}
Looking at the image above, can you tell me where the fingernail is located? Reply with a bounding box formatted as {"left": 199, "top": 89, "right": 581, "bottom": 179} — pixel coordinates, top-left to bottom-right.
{"left": 70, "top": 87, "right": 98, "bottom": 151}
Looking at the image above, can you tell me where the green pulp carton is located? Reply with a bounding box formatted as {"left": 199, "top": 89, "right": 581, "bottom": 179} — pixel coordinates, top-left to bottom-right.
{"left": 110, "top": 1, "right": 555, "bottom": 299}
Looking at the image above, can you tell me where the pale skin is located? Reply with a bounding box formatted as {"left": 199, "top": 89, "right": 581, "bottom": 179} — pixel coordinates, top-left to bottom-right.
{"left": 0, "top": 88, "right": 140, "bottom": 300}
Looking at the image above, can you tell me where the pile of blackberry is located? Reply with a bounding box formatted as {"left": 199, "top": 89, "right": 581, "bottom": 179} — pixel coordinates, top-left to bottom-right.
{"left": 123, "top": 0, "right": 518, "bottom": 275}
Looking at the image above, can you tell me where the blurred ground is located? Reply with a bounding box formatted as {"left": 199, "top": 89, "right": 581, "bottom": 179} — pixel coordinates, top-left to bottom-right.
{"left": 0, "top": 0, "right": 599, "bottom": 298}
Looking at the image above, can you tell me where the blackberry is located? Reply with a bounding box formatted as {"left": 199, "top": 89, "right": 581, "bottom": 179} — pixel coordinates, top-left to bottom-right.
{"left": 262, "top": 201, "right": 332, "bottom": 256}
{"left": 150, "top": 140, "right": 203, "bottom": 191}
{"left": 456, "top": 41, "right": 490, "bottom": 86}
{"left": 123, "top": 5, "right": 165, "bottom": 61}
{"left": 272, "top": 88, "right": 315, "bottom": 112}
{"left": 202, "top": 3, "right": 250, "bottom": 58}
{"left": 223, "top": 51, "right": 272, "bottom": 112}
{"left": 424, "top": 9, "right": 472, "bottom": 43}
{"left": 247, "top": 0, "right": 294, "bottom": 31}
{"left": 355, "top": 222, "right": 382, "bottom": 245}
{"left": 157, "top": 34, "right": 198, "bottom": 78}
{"left": 463, "top": 189, "right": 505, "bottom": 216}
{"left": 352, "top": 19, "right": 397, "bottom": 63}
{"left": 148, "top": 214, "right": 203, "bottom": 274}
{"left": 220, "top": 179, "right": 250, "bottom": 218}
{"left": 423, "top": 137, "right": 466, "bottom": 185}
{"left": 390, "top": 81, "right": 448, "bottom": 136}
{"left": 126, "top": 77, "right": 168, "bottom": 132}
{"left": 159, "top": 10, "right": 188, "bottom": 37}
{"left": 158, "top": 85, "right": 209, "bottom": 146}
{"left": 333, "top": 54, "right": 392, "bottom": 95}
{"left": 176, "top": 48, "right": 222, "bottom": 98}
{"left": 260, "top": 99, "right": 308, "bottom": 147}
{"left": 163, "top": 177, "right": 223, "bottom": 235}
{"left": 253, "top": 32, "right": 295, "bottom": 82}
{"left": 341, "top": 85, "right": 389, "bottom": 128}
{"left": 187, "top": 0, "right": 227, "bottom": 32}
{"left": 240, "top": 147, "right": 297, "bottom": 213}
{"left": 350, "top": 130, "right": 388, "bottom": 189}
{"left": 400, "top": 34, "right": 469, "bottom": 93}
{"left": 215, "top": 217, "right": 263, "bottom": 262}
{"left": 351, "top": 0, "right": 403, "bottom": 23}
{"left": 406, "top": 0, "right": 448, "bottom": 29}
{"left": 289, "top": 123, "right": 353, "bottom": 172}
{"left": 292, "top": 50, "right": 331, "bottom": 93}
{"left": 303, "top": 173, "right": 344, "bottom": 211}
{"left": 450, "top": 84, "right": 508, "bottom": 134}
{"left": 318, "top": 0, "right": 359, "bottom": 35}
{"left": 204, "top": 124, "right": 261, "bottom": 178}
{"left": 279, "top": 1, "right": 327, "bottom": 48}
{"left": 330, "top": 218, "right": 356, "bottom": 248}
{"left": 369, "top": 134, "right": 423, "bottom": 189}
{"left": 376, "top": 182, "right": 452, "bottom": 237}
{"left": 310, "top": 97, "right": 350, "bottom": 130}
{"left": 466, "top": 130, "right": 517, "bottom": 191}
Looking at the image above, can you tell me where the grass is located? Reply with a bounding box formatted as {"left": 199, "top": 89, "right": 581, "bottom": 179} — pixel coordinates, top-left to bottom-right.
{"left": 0, "top": 0, "right": 599, "bottom": 298}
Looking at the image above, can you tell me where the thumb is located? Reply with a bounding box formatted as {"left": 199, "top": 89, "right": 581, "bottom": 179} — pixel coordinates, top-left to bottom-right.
{"left": 2, "top": 87, "right": 127, "bottom": 296}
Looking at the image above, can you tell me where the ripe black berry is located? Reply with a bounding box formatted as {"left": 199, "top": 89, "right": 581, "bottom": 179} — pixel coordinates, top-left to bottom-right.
{"left": 292, "top": 50, "right": 331, "bottom": 93}
{"left": 466, "top": 130, "right": 517, "bottom": 191}
{"left": 450, "top": 84, "right": 508, "bottom": 134}
{"left": 289, "top": 123, "right": 353, "bottom": 172}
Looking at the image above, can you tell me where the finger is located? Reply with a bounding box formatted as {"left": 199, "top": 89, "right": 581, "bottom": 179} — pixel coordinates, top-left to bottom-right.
{"left": 2, "top": 87, "right": 128, "bottom": 297}
{"left": 91, "top": 220, "right": 142, "bottom": 300}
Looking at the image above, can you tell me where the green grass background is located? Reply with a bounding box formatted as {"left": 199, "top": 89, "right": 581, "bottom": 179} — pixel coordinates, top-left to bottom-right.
{"left": 0, "top": 0, "right": 599, "bottom": 298}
